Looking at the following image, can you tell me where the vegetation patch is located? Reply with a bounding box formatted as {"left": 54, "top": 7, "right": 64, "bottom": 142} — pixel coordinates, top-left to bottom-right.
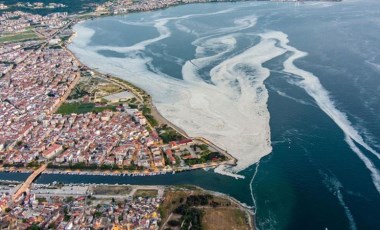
{"left": 185, "top": 151, "right": 226, "bottom": 165}
{"left": 55, "top": 102, "right": 116, "bottom": 114}
{"left": 134, "top": 189, "right": 158, "bottom": 198}
{"left": 160, "top": 189, "right": 250, "bottom": 230}
{"left": 0, "top": 30, "right": 39, "bottom": 44}
{"left": 157, "top": 125, "right": 184, "bottom": 143}
{"left": 202, "top": 208, "right": 250, "bottom": 230}
{"left": 92, "top": 185, "right": 132, "bottom": 196}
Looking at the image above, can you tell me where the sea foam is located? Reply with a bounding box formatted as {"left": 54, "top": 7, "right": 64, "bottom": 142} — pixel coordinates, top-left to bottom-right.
{"left": 271, "top": 31, "right": 380, "bottom": 194}
{"left": 69, "top": 9, "right": 380, "bottom": 181}
{"left": 69, "top": 12, "right": 283, "bottom": 174}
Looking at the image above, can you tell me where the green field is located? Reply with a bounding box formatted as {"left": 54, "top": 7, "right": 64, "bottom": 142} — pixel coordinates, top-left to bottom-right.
{"left": 133, "top": 189, "right": 158, "bottom": 198}
{"left": 0, "top": 30, "right": 39, "bottom": 44}
{"left": 56, "top": 103, "right": 116, "bottom": 115}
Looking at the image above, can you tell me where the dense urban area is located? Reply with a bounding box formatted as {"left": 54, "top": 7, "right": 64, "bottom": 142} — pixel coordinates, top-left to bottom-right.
{"left": 0, "top": 2, "right": 235, "bottom": 176}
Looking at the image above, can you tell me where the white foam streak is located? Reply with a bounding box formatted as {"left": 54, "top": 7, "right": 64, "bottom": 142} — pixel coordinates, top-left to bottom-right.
{"left": 95, "top": 9, "right": 236, "bottom": 53}
{"left": 172, "top": 37, "right": 287, "bottom": 172}
{"left": 94, "top": 19, "right": 171, "bottom": 53}
{"left": 321, "top": 171, "right": 357, "bottom": 230}
{"left": 272, "top": 31, "right": 380, "bottom": 193}
{"left": 71, "top": 11, "right": 296, "bottom": 174}
{"left": 345, "top": 137, "right": 380, "bottom": 194}
{"left": 273, "top": 31, "right": 380, "bottom": 161}
{"left": 214, "top": 165, "right": 245, "bottom": 179}
{"left": 273, "top": 88, "right": 316, "bottom": 107}
{"left": 72, "top": 9, "right": 379, "bottom": 177}
{"left": 250, "top": 162, "right": 260, "bottom": 215}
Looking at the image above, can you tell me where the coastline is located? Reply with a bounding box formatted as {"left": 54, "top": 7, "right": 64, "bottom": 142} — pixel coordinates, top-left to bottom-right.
{"left": 63, "top": 40, "right": 239, "bottom": 173}
{"left": 67, "top": 6, "right": 273, "bottom": 173}
{"left": 1, "top": 2, "right": 255, "bottom": 229}
{"left": 62, "top": 0, "right": 341, "bottom": 175}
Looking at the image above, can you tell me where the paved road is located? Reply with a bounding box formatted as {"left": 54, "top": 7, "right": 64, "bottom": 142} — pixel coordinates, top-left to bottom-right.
{"left": 31, "top": 185, "right": 165, "bottom": 200}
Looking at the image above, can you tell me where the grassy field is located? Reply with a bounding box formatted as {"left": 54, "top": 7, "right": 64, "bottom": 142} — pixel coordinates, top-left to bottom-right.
{"left": 160, "top": 188, "right": 252, "bottom": 230}
{"left": 0, "top": 30, "right": 39, "bottom": 44}
{"left": 157, "top": 125, "right": 184, "bottom": 143}
{"left": 56, "top": 102, "right": 116, "bottom": 114}
{"left": 160, "top": 190, "right": 189, "bottom": 220}
{"left": 202, "top": 207, "right": 250, "bottom": 230}
{"left": 133, "top": 189, "right": 158, "bottom": 198}
{"left": 98, "top": 84, "right": 122, "bottom": 94}
{"left": 92, "top": 185, "right": 132, "bottom": 196}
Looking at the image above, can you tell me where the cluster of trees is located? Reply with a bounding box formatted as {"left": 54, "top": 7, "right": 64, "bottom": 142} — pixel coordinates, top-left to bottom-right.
{"left": 141, "top": 105, "right": 159, "bottom": 127}
{"left": 27, "top": 161, "right": 41, "bottom": 168}
{"left": 168, "top": 194, "right": 215, "bottom": 230}
{"left": 157, "top": 125, "right": 184, "bottom": 143}
{"left": 173, "top": 205, "right": 203, "bottom": 230}
{"left": 185, "top": 151, "right": 226, "bottom": 165}
{"left": 47, "top": 162, "right": 97, "bottom": 170}
{"left": 47, "top": 161, "right": 147, "bottom": 171}
{"left": 186, "top": 195, "right": 212, "bottom": 206}
{"left": 128, "top": 103, "right": 138, "bottom": 109}
{"left": 191, "top": 144, "right": 208, "bottom": 152}
{"left": 2, "top": 163, "right": 24, "bottom": 168}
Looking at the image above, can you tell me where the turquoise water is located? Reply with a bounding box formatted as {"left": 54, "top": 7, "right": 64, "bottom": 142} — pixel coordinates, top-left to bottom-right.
{"left": 3, "top": 0, "right": 380, "bottom": 229}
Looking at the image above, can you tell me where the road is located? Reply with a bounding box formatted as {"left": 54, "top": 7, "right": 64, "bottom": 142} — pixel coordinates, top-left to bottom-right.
{"left": 31, "top": 185, "right": 165, "bottom": 200}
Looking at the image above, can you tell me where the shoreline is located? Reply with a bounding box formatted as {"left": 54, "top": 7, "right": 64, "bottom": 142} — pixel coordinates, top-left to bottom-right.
{"left": 63, "top": 40, "right": 239, "bottom": 173}
{"left": 0, "top": 179, "right": 254, "bottom": 229}
{"left": 66, "top": 0, "right": 277, "bottom": 173}
{"left": 0, "top": 164, "right": 223, "bottom": 177}
{"left": 64, "top": 0, "right": 342, "bottom": 174}
{"left": 65, "top": 13, "right": 244, "bottom": 173}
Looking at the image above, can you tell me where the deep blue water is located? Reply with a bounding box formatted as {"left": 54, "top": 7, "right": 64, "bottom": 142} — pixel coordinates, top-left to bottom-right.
{"left": 2, "top": 1, "right": 380, "bottom": 229}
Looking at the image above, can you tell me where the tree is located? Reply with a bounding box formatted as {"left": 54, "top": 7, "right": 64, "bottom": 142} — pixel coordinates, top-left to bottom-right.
{"left": 27, "top": 224, "right": 41, "bottom": 230}
{"left": 168, "top": 220, "right": 180, "bottom": 227}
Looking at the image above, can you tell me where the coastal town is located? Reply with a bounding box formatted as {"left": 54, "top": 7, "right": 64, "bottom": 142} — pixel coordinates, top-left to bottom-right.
{"left": 0, "top": 1, "right": 236, "bottom": 176}
{"left": 0, "top": 0, "right": 254, "bottom": 229}
{"left": 1, "top": 0, "right": 370, "bottom": 229}
{"left": 1, "top": 182, "right": 164, "bottom": 229}
{"left": 0, "top": 182, "right": 253, "bottom": 229}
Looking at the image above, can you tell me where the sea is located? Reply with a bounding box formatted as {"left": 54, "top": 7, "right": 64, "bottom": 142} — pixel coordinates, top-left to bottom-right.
{"left": 2, "top": 0, "right": 380, "bottom": 229}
